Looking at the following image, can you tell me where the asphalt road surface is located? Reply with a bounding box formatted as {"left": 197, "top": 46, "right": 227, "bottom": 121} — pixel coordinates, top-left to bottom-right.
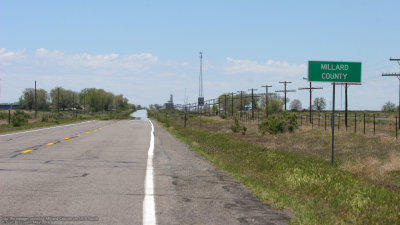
{"left": 0, "top": 112, "right": 290, "bottom": 225}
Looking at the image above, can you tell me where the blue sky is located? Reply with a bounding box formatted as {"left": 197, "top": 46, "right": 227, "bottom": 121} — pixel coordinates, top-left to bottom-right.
{"left": 1, "top": 0, "right": 400, "bottom": 109}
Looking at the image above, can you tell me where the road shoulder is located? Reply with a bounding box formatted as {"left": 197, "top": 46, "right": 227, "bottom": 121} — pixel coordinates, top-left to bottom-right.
{"left": 152, "top": 120, "right": 291, "bottom": 225}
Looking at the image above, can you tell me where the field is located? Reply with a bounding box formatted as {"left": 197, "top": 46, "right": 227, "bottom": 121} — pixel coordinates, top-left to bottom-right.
{"left": 150, "top": 110, "right": 400, "bottom": 224}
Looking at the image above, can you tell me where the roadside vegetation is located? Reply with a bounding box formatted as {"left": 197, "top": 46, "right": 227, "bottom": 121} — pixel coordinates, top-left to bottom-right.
{"left": 0, "top": 86, "right": 139, "bottom": 133}
{"left": 0, "top": 109, "right": 134, "bottom": 134}
{"left": 149, "top": 109, "right": 400, "bottom": 224}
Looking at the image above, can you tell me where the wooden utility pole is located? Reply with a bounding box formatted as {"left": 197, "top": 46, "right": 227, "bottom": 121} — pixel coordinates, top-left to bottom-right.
{"left": 382, "top": 58, "right": 400, "bottom": 128}
{"left": 248, "top": 88, "right": 257, "bottom": 119}
{"left": 237, "top": 91, "right": 245, "bottom": 113}
{"left": 336, "top": 82, "right": 360, "bottom": 127}
{"left": 261, "top": 84, "right": 272, "bottom": 118}
{"left": 275, "top": 81, "right": 296, "bottom": 111}
{"left": 299, "top": 79, "right": 322, "bottom": 123}
{"left": 231, "top": 92, "right": 234, "bottom": 117}
{"left": 57, "top": 87, "right": 60, "bottom": 113}
{"left": 34, "top": 80, "right": 37, "bottom": 114}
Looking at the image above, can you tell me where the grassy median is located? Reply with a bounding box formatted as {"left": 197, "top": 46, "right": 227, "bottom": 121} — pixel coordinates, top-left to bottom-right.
{"left": 150, "top": 110, "right": 400, "bottom": 224}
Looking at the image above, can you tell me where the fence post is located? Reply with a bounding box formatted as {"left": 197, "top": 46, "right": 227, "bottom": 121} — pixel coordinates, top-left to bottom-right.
{"left": 8, "top": 109, "right": 11, "bottom": 124}
{"left": 363, "top": 113, "right": 366, "bottom": 134}
{"left": 338, "top": 112, "right": 340, "bottom": 131}
{"left": 184, "top": 113, "right": 187, "bottom": 128}
{"left": 300, "top": 115, "right": 302, "bottom": 126}
{"left": 373, "top": 114, "right": 376, "bottom": 136}
{"left": 354, "top": 113, "right": 357, "bottom": 133}
{"left": 312, "top": 114, "right": 314, "bottom": 129}
{"left": 325, "top": 113, "right": 327, "bottom": 131}
{"left": 318, "top": 113, "right": 320, "bottom": 128}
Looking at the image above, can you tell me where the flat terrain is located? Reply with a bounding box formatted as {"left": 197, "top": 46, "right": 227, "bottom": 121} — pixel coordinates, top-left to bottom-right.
{"left": 0, "top": 118, "right": 289, "bottom": 224}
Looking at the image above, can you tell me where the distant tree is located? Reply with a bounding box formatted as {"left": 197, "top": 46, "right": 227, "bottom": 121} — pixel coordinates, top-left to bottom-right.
{"left": 266, "top": 94, "right": 284, "bottom": 114}
{"left": 154, "top": 104, "right": 162, "bottom": 110}
{"left": 313, "top": 97, "right": 326, "bottom": 111}
{"left": 217, "top": 92, "right": 252, "bottom": 112}
{"left": 382, "top": 101, "right": 396, "bottom": 112}
{"left": 50, "top": 87, "right": 77, "bottom": 110}
{"left": 290, "top": 99, "right": 302, "bottom": 111}
{"left": 20, "top": 88, "right": 50, "bottom": 110}
{"left": 36, "top": 89, "right": 50, "bottom": 110}
{"left": 20, "top": 88, "right": 35, "bottom": 110}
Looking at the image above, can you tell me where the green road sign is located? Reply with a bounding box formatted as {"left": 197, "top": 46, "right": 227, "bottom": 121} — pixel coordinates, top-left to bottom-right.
{"left": 308, "top": 61, "right": 361, "bottom": 83}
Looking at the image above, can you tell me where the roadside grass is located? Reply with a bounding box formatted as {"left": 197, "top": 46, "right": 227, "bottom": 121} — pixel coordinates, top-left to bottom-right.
{"left": 177, "top": 113, "right": 400, "bottom": 189}
{"left": 151, "top": 111, "right": 400, "bottom": 224}
{"left": 0, "top": 110, "right": 133, "bottom": 134}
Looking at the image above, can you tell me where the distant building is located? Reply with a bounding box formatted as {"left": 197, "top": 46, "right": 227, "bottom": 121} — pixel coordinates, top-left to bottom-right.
{"left": 0, "top": 103, "right": 20, "bottom": 110}
{"left": 164, "top": 94, "right": 174, "bottom": 110}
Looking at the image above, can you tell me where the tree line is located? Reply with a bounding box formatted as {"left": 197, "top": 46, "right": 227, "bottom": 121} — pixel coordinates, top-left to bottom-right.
{"left": 19, "top": 87, "right": 134, "bottom": 112}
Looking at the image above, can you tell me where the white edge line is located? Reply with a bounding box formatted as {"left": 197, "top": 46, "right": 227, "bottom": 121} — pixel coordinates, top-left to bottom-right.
{"left": 143, "top": 120, "right": 156, "bottom": 225}
{"left": 0, "top": 120, "right": 95, "bottom": 137}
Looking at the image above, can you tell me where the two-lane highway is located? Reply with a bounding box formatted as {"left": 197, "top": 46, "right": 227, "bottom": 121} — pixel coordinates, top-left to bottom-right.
{"left": 0, "top": 111, "right": 290, "bottom": 225}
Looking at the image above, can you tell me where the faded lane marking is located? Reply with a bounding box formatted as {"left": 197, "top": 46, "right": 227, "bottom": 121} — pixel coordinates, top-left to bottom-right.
{"left": 21, "top": 149, "right": 32, "bottom": 154}
{"left": 46, "top": 142, "right": 54, "bottom": 146}
{"left": 76, "top": 134, "right": 81, "bottom": 137}
{"left": 143, "top": 120, "right": 156, "bottom": 225}
{"left": 86, "top": 132, "right": 90, "bottom": 134}
{"left": 64, "top": 138, "right": 70, "bottom": 140}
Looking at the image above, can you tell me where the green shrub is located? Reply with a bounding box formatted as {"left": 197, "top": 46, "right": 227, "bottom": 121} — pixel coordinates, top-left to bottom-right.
{"left": 41, "top": 113, "right": 49, "bottom": 122}
{"left": 241, "top": 126, "right": 247, "bottom": 135}
{"left": 230, "top": 117, "right": 241, "bottom": 133}
{"left": 11, "top": 110, "right": 29, "bottom": 127}
{"left": 231, "top": 117, "right": 247, "bottom": 135}
{"left": 259, "top": 112, "right": 298, "bottom": 134}
{"left": 0, "top": 112, "right": 8, "bottom": 120}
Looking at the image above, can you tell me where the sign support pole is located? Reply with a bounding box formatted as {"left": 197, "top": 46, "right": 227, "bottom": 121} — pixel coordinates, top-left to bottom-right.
{"left": 331, "top": 83, "right": 336, "bottom": 165}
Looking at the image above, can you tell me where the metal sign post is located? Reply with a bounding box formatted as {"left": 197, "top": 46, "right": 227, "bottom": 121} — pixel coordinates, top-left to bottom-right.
{"left": 308, "top": 61, "right": 362, "bottom": 165}
{"left": 331, "top": 83, "right": 335, "bottom": 165}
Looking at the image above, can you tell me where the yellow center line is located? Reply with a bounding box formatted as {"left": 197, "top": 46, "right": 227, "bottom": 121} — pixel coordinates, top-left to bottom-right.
{"left": 76, "top": 134, "right": 81, "bottom": 137}
{"left": 46, "top": 142, "right": 54, "bottom": 146}
{"left": 86, "top": 132, "right": 90, "bottom": 134}
{"left": 64, "top": 137, "right": 70, "bottom": 140}
{"left": 94, "top": 130, "right": 98, "bottom": 132}
{"left": 21, "top": 149, "right": 32, "bottom": 154}
{"left": 99, "top": 128, "right": 102, "bottom": 130}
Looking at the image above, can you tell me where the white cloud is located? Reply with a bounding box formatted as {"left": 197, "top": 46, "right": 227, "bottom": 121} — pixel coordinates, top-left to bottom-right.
{"left": 0, "top": 48, "right": 194, "bottom": 105}
{"left": 0, "top": 48, "right": 26, "bottom": 66}
{"left": 224, "top": 57, "right": 307, "bottom": 75}
{"left": 28, "top": 48, "right": 160, "bottom": 71}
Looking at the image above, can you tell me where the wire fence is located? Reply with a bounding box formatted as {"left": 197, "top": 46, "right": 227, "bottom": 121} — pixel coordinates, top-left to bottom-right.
{"left": 151, "top": 108, "right": 400, "bottom": 140}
